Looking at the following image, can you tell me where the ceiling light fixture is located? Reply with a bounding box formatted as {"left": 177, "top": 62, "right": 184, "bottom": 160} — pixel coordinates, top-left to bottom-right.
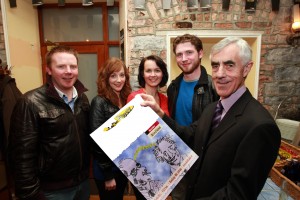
{"left": 134, "top": 0, "right": 145, "bottom": 10}
{"left": 162, "top": 0, "right": 171, "bottom": 9}
{"left": 58, "top": 0, "right": 65, "bottom": 6}
{"left": 32, "top": 0, "right": 43, "bottom": 6}
{"left": 200, "top": 0, "right": 211, "bottom": 9}
{"left": 82, "top": 0, "right": 93, "bottom": 6}
{"left": 9, "top": 0, "right": 17, "bottom": 8}
{"left": 107, "top": 0, "right": 114, "bottom": 6}
{"left": 187, "top": 0, "right": 198, "bottom": 9}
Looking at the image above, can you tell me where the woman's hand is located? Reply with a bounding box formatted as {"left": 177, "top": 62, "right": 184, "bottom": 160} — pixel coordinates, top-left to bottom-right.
{"left": 105, "top": 178, "right": 116, "bottom": 191}
{"left": 140, "top": 94, "right": 165, "bottom": 118}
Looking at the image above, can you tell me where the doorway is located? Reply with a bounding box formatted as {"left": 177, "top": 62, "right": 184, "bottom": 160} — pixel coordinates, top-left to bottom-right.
{"left": 38, "top": 3, "right": 120, "bottom": 101}
{"left": 157, "top": 30, "right": 263, "bottom": 99}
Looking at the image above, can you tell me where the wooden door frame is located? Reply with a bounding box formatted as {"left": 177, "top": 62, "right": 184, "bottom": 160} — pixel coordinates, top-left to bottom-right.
{"left": 38, "top": 2, "right": 120, "bottom": 83}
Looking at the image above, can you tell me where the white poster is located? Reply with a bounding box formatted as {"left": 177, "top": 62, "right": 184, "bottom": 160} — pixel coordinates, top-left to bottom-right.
{"left": 90, "top": 95, "right": 198, "bottom": 200}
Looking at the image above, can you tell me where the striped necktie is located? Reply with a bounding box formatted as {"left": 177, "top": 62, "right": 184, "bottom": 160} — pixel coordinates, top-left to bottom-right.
{"left": 211, "top": 101, "right": 223, "bottom": 132}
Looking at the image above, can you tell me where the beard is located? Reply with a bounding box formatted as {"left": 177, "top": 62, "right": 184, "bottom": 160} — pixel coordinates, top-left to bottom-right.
{"left": 179, "top": 59, "right": 200, "bottom": 75}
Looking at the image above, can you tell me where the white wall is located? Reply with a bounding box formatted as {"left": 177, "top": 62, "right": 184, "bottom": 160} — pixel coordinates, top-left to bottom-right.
{"left": 2, "top": 0, "right": 42, "bottom": 93}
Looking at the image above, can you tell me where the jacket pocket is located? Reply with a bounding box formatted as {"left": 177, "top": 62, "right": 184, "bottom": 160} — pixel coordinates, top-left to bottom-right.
{"left": 39, "top": 109, "right": 65, "bottom": 119}
{"left": 38, "top": 109, "right": 68, "bottom": 136}
{"left": 39, "top": 152, "right": 54, "bottom": 177}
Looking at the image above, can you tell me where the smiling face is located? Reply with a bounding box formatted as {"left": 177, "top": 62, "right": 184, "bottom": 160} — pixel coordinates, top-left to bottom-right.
{"left": 210, "top": 43, "right": 252, "bottom": 99}
{"left": 143, "top": 60, "right": 163, "bottom": 88}
{"left": 157, "top": 139, "right": 181, "bottom": 166}
{"left": 175, "top": 42, "right": 203, "bottom": 75}
{"left": 46, "top": 52, "right": 78, "bottom": 95}
{"left": 109, "top": 67, "right": 126, "bottom": 95}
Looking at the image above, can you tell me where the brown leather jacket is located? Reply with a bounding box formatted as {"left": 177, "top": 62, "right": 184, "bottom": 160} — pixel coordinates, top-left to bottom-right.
{"left": 8, "top": 78, "right": 90, "bottom": 200}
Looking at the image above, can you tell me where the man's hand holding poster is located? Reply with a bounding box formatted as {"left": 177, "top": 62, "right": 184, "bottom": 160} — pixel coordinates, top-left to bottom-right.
{"left": 90, "top": 95, "right": 198, "bottom": 200}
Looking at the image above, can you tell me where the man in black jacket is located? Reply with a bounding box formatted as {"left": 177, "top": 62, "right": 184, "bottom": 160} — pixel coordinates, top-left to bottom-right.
{"left": 168, "top": 34, "right": 218, "bottom": 200}
{"left": 9, "top": 46, "right": 90, "bottom": 200}
{"left": 0, "top": 66, "right": 22, "bottom": 154}
{"left": 0, "top": 64, "right": 22, "bottom": 200}
{"left": 168, "top": 34, "right": 219, "bottom": 124}
{"left": 141, "top": 37, "right": 281, "bottom": 200}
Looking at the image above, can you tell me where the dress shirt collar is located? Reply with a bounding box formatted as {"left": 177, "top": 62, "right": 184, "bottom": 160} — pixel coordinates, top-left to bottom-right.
{"left": 220, "top": 86, "right": 247, "bottom": 117}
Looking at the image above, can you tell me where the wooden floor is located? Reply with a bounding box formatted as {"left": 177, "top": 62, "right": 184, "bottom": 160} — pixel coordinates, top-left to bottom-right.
{"left": 89, "top": 179, "right": 172, "bottom": 200}
{"left": 0, "top": 191, "right": 172, "bottom": 200}
{"left": 0, "top": 179, "right": 172, "bottom": 200}
{"left": 0, "top": 192, "right": 172, "bottom": 200}
{"left": 90, "top": 195, "right": 172, "bottom": 200}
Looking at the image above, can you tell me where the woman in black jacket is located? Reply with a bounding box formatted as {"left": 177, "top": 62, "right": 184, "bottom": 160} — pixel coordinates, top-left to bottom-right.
{"left": 90, "top": 57, "right": 132, "bottom": 200}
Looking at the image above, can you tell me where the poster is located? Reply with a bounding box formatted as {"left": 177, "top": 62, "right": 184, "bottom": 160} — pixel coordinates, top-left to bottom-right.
{"left": 90, "top": 95, "right": 198, "bottom": 200}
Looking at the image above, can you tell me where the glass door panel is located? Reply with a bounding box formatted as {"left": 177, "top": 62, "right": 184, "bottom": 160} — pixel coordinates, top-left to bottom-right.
{"left": 42, "top": 7, "right": 103, "bottom": 42}
{"left": 109, "top": 46, "right": 120, "bottom": 58}
{"left": 72, "top": 45, "right": 105, "bottom": 102}
{"left": 78, "top": 53, "right": 98, "bottom": 102}
{"left": 40, "top": 45, "right": 105, "bottom": 102}
{"left": 108, "top": 7, "right": 119, "bottom": 40}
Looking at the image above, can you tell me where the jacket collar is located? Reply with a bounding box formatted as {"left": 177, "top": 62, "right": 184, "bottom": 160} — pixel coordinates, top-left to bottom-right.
{"left": 45, "top": 75, "right": 88, "bottom": 101}
{"left": 206, "top": 89, "right": 252, "bottom": 146}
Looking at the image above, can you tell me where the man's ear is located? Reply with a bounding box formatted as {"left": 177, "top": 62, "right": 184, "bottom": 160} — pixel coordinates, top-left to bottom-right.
{"left": 46, "top": 67, "right": 51, "bottom": 75}
{"left": 243, "top": 61, "right": 253, "bottom": 78}
{"left": 198, "top": 49, "right": 204, "bottom": 59}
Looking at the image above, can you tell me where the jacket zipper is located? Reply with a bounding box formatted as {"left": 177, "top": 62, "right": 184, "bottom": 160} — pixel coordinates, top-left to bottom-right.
{"left": 73, "top": 100, "right": 83, "bottom": 171}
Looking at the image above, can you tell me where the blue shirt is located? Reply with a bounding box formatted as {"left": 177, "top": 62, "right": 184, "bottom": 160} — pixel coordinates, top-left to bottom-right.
{"left": 55, "top": 86, "right": 78, "bottom": 112}
{"left": 175, "top": 79, "right": 198, "bottom": 126}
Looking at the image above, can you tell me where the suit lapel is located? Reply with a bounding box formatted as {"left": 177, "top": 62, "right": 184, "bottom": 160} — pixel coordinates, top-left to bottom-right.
{"left": 206, "top": 90, "right": 253, "bottom": 146}
{"left": 194, "top": 102, "right": 215, "bottom": 154}
{"left": 202, "top": 102, "right": 217, "bottom": 144}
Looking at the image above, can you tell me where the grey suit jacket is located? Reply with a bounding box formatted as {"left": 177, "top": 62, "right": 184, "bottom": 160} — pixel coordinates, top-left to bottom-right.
{"left": 163, "top": 89, "right": 281, "bottom": 200}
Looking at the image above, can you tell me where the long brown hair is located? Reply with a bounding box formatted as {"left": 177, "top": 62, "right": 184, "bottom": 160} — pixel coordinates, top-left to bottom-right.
{"left": 97, "top": 57, "right": 131, "bottom": 107}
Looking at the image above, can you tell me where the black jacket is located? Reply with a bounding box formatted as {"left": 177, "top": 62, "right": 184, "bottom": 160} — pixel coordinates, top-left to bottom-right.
{"left": 0, "top": 75, "right": 22, "bottom": 150}
{"left": 90, "top": 96, "right": 119, "bottom": 181}
{"left": 8, "top": 78, "right": 90, "bottom": 200}
{"left": 167, "top": 66, "right": 219, "bottom": 122}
